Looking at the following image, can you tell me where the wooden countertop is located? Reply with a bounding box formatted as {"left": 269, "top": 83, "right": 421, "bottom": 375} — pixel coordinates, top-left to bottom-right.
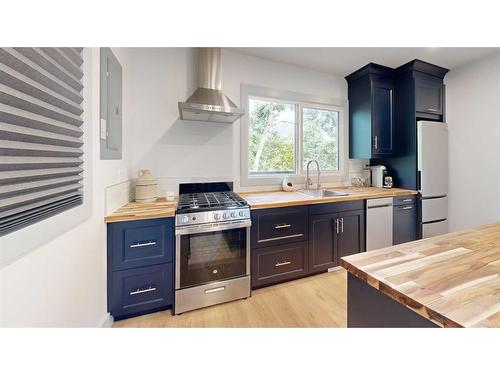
{"left": 341, "top": 221, "right": 500, "bottom": 328}
{"left": 240, "top": 187, "right": 417, "bottom": 209}
{"left": 105, "top": 197, "right": 178, "bottom": 223}
{"left": 106, "top": 187, "right": 417, "bottom": 223}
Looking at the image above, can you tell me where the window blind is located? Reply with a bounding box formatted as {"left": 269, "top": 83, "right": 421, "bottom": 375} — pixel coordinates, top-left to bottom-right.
{"left": 0, "top": 47, "right": 84, "bottom": 236}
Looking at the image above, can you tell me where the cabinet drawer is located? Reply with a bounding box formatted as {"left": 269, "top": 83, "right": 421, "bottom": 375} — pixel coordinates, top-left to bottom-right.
{"left": 251, "top": 206, "right": 308, "bottom": 248}
{"left": 110, "top": 263, "right": 173, "bottom": 319}
{"left": 393, "top": 195, "right": 416, "bottom": 207}
{"left": 309, "top": 200, "right": 364, "bottom": 215}
{"left": 252, "top": 241, "right": 309, "bottom": 288}
{"left": 108, "top": 218, "right": 174, "bottom": 271}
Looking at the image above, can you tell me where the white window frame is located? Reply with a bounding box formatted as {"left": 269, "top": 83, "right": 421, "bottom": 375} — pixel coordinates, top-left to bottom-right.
{"left": 240, "top": 84, "right": 348, "bottom": 187}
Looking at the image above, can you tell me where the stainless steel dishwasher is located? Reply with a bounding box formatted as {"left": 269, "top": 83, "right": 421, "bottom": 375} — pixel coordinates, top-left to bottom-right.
{"left": 366, "top": 198, "right": 393, "bottom": 251}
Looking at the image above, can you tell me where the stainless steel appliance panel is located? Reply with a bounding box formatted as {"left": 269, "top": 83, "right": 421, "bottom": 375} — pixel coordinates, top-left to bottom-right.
{"left": 417, "top": 121, "right": 448, "bottom": 197}
{"left": 366, "top": 198, "right": 393, "bottom": 251}
{"left": 175, "top": 276, "right": 251, "bottom": 314}
{"left": 422, "top": 220, "right": 448, "bottom": 238}
{"left": 421, "top": 196, "right": 448, "bottom": 222}
{"left": 175, "top": 220, "right": 251, "bottom": 290}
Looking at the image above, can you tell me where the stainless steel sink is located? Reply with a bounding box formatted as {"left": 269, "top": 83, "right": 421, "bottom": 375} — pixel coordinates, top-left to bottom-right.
{"left": 297, "top": 189, "right": 349, "bottom": 198}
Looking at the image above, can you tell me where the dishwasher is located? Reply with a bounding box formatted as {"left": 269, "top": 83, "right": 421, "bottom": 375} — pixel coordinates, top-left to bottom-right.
{"left": 366, "top": 198, "right": 393, "bottom": 251}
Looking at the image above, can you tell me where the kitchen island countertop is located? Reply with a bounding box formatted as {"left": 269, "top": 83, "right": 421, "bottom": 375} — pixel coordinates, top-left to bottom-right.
{"left": 341, "top": 221, "right": 500, "bottom": 328}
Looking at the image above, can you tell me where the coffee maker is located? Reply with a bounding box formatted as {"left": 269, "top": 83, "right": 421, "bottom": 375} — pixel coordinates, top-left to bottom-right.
{"left": 370, "top": 165, "right": 391, "bottom": 188}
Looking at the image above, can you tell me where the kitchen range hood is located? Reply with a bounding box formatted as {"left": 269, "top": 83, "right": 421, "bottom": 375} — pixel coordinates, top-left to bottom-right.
{"left": 178, "top": 48, "right": 244, "bottom": 124}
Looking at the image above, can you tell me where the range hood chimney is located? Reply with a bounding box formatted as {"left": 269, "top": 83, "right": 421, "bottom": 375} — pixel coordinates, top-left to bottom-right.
{"left": 178, "top": 48, "right": 244, "bottom": 124}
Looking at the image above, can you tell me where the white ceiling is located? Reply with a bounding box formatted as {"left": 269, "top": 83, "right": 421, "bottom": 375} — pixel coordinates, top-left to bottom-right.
{"left": 228, "top": 48, "right": 499, "bottom": 77}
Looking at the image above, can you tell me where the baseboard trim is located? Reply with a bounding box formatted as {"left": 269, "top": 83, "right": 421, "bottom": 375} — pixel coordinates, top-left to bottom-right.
{"left": 101, "top": 313, "right": 114, "bottom": 328}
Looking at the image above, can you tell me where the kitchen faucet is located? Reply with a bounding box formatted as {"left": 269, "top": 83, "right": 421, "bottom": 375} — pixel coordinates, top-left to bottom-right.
{"left": 306, "top": 159, "right": 321, "bottom": 190}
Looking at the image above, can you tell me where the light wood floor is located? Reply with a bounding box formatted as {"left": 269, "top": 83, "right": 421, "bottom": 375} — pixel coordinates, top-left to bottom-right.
{"left": 114, "top": 269, "right": 347, "bottom": 328}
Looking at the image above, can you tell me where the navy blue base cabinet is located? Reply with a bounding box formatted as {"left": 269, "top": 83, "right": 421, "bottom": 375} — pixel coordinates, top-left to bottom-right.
{"left": 250, "top": 201, "right": 365, "bottom": 289}
{"left": 107, "top": 217, "right": 174, "bottom": 320}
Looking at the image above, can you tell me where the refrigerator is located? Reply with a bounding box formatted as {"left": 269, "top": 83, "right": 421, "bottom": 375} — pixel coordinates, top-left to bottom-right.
{"left": 417, "top": 120, "right": 448, "bottom": 238}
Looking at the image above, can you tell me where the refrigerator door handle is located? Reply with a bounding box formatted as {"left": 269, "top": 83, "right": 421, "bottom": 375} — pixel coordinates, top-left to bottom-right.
{"left": 417, "top": 170, "right": 422, "bottom": 191}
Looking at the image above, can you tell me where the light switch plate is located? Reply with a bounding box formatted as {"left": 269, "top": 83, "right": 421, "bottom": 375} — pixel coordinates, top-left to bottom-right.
{"left": 100, "top": 118, "right": 107, "bottom": 140}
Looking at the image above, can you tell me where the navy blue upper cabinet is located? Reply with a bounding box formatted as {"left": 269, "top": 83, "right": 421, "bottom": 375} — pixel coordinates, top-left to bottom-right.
{"left": 372, "top": 77, "right": 394, "bottom": 155}
{"left": 414, "top": 75, "right": 444, "bottom": 116}
{"left": 397, "top": 60, "right": 449, "bottom": 119}
{"left": 346, "top": 64, "right": 395, "bottom": 158}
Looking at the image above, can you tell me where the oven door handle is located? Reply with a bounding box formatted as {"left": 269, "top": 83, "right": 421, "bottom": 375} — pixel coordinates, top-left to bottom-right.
{"left": 175, "top": 219, "right": 251, "bottom": 235}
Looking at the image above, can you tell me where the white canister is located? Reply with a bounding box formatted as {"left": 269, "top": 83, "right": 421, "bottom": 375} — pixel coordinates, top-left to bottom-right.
{"left": 135, "top": 169, "right": 158, "bottom": 203}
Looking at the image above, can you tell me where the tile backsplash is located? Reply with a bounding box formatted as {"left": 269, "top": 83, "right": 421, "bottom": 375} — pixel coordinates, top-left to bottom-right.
{"left": 105, "top": 180, "right": 133, "bottom": 216}
{"left": 348, "top": 159, "right": 369, "bottom": 185}
{"left": 106, "top": 162, "right": 370, "bottom": 213}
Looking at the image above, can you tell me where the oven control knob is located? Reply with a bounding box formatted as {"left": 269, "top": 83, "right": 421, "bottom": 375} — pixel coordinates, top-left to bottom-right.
{"left": 223, "top": 212, "right": 229, "bottom": 219}
{"left": 213, "top": 213, "right": 221, "bottom": 220}
{"left": 230, "top": 211, "right": 237, "bottom": 218}
{"left": 181, "top": 215, "right": 189, "bottom": 224}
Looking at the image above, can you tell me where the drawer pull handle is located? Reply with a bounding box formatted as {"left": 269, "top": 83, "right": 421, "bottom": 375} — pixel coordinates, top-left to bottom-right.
{"left": 275, "top": 261, "right": 291, "bottom": 267}
{"left": 402, "top": 206, "right": 414, "bottom": 210}
{"left": 427, "top": 108, "right": 438, "bottom": 112}
{"left": 258, "top": 233, "right": 303, "bottom": 243}
{"left": 130, "top": 241, "right": 157, "bottom": 248}
{"left": 275, "top": 224, "right": 291, "bottom": 229}
{"left": 205, "top": 286, "right": 226, "bottom": 294}
{"left": 130, "top": 286, "right": 156, "bottom": 295}
{"left": 402, "top": 199, "right": 413, "bottom": 202}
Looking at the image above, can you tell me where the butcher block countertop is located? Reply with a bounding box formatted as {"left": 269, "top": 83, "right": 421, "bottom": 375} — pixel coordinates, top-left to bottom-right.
{"left": 105, "top": 187, "right": 417, "bottom": 223}
{"left": 341, "top": 221, "right": 500, "bottom": 328}
{"left": 240, "top": 187, "right": 416, "bottom": 209}
{"left": 105, "top": 198, "right": 178, "bottom": 223}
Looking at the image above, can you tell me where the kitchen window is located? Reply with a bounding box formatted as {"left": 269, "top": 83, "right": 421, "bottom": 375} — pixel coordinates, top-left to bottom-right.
{"left": 241, "top": 85, "right": 347, "bottom": 187}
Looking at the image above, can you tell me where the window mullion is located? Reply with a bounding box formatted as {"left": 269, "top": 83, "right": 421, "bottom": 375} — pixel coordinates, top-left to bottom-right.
{"left": 297, "top": 103, "right": 303, "bottom": 176}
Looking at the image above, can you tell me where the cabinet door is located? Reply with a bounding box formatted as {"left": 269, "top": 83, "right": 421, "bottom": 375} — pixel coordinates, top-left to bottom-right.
{"left": 309, "top": 214, "right": 338, "bottom": 273}
{"left": 338, "top": 210, "right": 365, "bottom": 259}
{"left": 393, "top": 205, "right": 418, "bottom": 245}
{"left": 415, "top": 78, "right": 444, "bottom": 115}
{"left": 371, "top": 79, "right": 394, "bottom": 156}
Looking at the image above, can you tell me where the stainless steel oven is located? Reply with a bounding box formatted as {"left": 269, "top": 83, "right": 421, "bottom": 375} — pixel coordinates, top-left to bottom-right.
{"left": 174, "top": 219, "right": 251, "bottom": 314}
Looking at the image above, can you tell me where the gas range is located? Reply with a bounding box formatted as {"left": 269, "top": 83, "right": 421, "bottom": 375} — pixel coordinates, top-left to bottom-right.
{"left": 175, "top": 182, "right": 250, "bottom": 227}
{"left": 173, "top": 182, "right": 251, "bottom": 314}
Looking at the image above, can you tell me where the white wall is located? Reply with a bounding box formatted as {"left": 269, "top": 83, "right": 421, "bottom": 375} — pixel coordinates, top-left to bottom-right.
{"left": 123, "top": 48, "right": 349, "bottom": 192}
{"left": 0, "top": 47, "right": 349, "bottom": 327}
{"left": 446, "top": 52, "right": 500, "bottom": 231}
{"left": 0, "top": 48, "right": 135, "bottom": 327}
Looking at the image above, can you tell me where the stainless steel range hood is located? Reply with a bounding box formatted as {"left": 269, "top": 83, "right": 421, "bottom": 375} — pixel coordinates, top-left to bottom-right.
{"left": 178, "top": 48, "right": 245, "bottom": 124}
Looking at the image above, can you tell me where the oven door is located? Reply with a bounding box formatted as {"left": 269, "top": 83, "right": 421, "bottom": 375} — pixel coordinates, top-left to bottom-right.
{"left": 175, "top": 220, "right": 251, "bottom": 290}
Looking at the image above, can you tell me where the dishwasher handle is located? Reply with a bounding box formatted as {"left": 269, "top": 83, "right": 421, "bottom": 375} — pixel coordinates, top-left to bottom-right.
{"left": 367, "top": 203, "right": 393, "bottom": 209}
{"left": 367, "top": 197, "right": 394, "bottom": 209}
